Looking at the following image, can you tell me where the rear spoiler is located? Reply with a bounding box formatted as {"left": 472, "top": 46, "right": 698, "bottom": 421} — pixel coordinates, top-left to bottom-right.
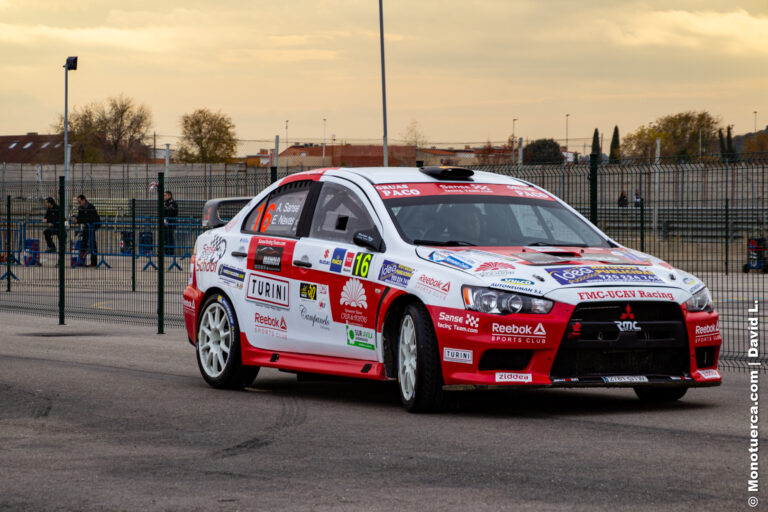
{"left": 201, "top": 197, "right": 252, "bottom": 229}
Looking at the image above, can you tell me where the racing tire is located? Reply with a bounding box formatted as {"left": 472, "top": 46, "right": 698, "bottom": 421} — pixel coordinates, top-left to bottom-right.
{"left": 397, "top": 303, "right": 446, "bottom": 413}
{"left": 196, "top": 294, "right": 259, "bottom": 389}
{"left": 633, "top": 386, "right": 687, "bottom": 402}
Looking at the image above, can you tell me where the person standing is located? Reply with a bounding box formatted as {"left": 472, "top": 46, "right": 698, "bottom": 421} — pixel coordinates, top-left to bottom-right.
{"left": 42, "top": 197, "right": 59, "bottom": 252}
{"left": 73, "top": 194, "right": 100, "bottom": 267}
{"left": 164, "top": 190, "right": 179, "bottom": 256}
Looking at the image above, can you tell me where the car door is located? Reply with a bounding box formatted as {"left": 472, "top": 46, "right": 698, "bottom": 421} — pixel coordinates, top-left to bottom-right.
{"left": 236, "top": 180, "right": 314, "bottom": 353}
{"left": 291, "top": 178, "right": 385, "bottom": 360}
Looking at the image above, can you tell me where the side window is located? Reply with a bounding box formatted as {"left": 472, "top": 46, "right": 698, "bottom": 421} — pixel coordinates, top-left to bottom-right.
{"left": 243, "top": 182, "right": 311, "bottom": 237}
{"left": 309, "top": 182, "right": 375, "bottom": 244}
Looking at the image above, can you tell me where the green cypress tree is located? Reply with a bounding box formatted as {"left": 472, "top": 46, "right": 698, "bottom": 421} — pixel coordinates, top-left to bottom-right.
{"left": 591, "top": 128, "right": 600, "bottom": 157}
{"left": 609, "top": 126, "right": 620, "bottom": 164}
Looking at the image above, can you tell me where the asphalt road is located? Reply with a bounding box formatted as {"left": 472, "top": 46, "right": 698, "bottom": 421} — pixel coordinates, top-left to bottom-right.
{"left": 0, "top": 311, "right": 763, "bottom": 512}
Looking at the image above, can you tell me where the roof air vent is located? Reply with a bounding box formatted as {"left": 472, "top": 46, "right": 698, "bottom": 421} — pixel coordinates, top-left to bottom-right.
{"left": 419, "top": 166, "right": 474, "bottom": 181}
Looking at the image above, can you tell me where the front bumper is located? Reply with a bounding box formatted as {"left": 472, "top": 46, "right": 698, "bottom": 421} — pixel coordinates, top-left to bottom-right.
{"left": 429, "top": 301, "right": 722, "bottom": 389}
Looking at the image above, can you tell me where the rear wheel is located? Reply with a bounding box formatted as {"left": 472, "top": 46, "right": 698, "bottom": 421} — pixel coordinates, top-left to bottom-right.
{"left": 397, "top": 303, "right": 445, "bottom": 413}
{"left": 633, "top": 386, "right": 687, "bottom": 402}
{"left": 196, "top": 294, "right": 258, "bottom": 389}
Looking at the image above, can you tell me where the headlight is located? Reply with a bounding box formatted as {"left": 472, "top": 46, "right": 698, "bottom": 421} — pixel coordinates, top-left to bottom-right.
{"left": 462, "top": 285, "right": 553, "bottom": 315}
{"left": 685, "top": 287, "right": 713, "bottom": 312}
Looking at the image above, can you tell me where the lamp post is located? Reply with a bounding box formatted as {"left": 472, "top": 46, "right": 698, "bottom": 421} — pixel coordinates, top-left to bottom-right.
{"left": 378, "top": 0, "right": 388, "bottom": 166}
{"left": 322, "top": 118, "right": 327, "bottom": 166}
{"left": 285, "top": 120, "right": 289, "bottom": 150}
{"left": 754, "top": 111, "right": 758, "bottom": 133}
{"left": 512, "top": 118, "right": 518, "bottom": 160}
{"left": 565, "top": 113, "right": 570, "bottom": 154}
{"left": 63, "top": 56, "right": 77, "bottom": 212}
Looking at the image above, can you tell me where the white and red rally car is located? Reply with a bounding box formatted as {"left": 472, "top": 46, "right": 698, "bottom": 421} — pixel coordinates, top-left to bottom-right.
{"left": 183, "top": 166, "right": 722, "bottom": 412}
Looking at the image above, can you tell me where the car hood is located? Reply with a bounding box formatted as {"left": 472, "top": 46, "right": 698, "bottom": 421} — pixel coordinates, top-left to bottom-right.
{"left": 414, "top": 245, "right": 704, "bottom": 302}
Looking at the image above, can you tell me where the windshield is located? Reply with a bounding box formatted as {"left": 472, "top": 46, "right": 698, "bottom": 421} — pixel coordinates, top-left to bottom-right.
{"left": 383, "top": 194, "right": 610, "bottom": 248}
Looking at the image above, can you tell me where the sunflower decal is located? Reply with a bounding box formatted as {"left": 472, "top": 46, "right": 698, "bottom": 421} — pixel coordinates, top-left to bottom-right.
{"left": 340, "top": 278, "right": 368, "bottom": 309}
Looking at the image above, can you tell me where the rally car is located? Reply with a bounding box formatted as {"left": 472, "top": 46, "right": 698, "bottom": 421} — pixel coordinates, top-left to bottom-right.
{"left": 183, "top": 166, "right": 722, "bottom": 412}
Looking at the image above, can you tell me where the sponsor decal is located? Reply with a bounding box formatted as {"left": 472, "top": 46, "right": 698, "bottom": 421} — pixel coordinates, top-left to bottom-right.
{"left": 319, "top": 248, "right": 332, "bottom": 266}
{"left": 682, "top": 277, "right": 696, "bottom": 285}
{"left": 546, "top": 265, "right": 663, "bottom": 285}
{"left": 602, "top": 375, "right": 648, "bottom": 383}
{"left": 299, "top": 304, "right": 330, "bottom": 330}
{"left": 415, "top": 274, "right": 451, "bottom": 299}
{"left": 614, "top": 305, "right": 641, "bottom": 332}
{"left": 436, "top": 311, "right": 480, "bottom": 334}
{"left": 474, "top": 261, "right": 516, "bottom": 273}
{"left": 576, "top": 289, "right": 675, "bottom": 301}
{"left": 438, "top": 183, "right": 491, "bottom": 194}
{"left": 500, "top": 277, "right": 535, "bottom": 287}
{"left": 694, "top": 322, "right": 720, "bottom": 344}
{"left": 378, "top": 260, "right": 415, "bottom": 288}
{"left": 196, "top": 259, "right": 218, "bottom": 273}
{"left": 443, "top": 348, "right": 473, "bottom": 364}
{"left": 252, "top": 244, "right": 283, "bottom": 272}
{"left": 491, "top": 322, "right": 547, "bottom": 344}
{"left": 199, "top": 234, "right": 227, "bottom": 263}
{"left": 428, "top": 250, "right": 473, "bottom": 270}
{"left": 246, "top": 274, "right": 290, "bottom": 309}
{"left": 346, "top": 324, "right": 375, "bottom": 350}
{"left": 340, "top": 278, "right": 368, "bottom": 309}
{"left": 300, "top": 282, "right": 318, "bottom": 300}
{"left": 329, "top": 248, "right": 346, "bottom": 273}
{"left": 495, "top": 372, "right": 532, "bottom": 383}
{"left": 182, "top": 298, "right": 195, "bottom": 311}
{"left": 218, "top": 264, "right": 245, "bottom": 289}
{"left": 698, "top": 369, "right": 721, "bottom": 380}
{"left": 254, "top": 311, "right": 288, "bottom": 339}
{"left": 343, "top": 252, "right": 355, "bottom": 273}
{"left": 504, "top": 185, "right": 551, "bottom": 200}
{"left": 375, "top": 184, "right": 421, "bottom": 197}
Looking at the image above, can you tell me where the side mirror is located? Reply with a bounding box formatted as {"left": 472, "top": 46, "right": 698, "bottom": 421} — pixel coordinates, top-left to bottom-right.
{"left": 353, "top": 228, "right": 385, "bottom": 252}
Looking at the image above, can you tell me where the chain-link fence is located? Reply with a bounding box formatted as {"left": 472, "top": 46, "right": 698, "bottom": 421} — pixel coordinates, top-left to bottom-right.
{"left": 1, "top": 160, "right": 765, "bottom": 371}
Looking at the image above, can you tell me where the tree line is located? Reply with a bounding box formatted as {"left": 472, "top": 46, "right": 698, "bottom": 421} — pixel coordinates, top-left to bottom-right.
{"left": 56, "top": 94, "right": 238, "bottom": 164}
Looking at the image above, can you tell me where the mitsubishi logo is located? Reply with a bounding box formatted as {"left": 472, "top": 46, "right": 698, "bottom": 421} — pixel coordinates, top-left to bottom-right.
{"left": 615, "top": 304, "right": 641, "bottom": 332}
{"left": 620, "top": 304, "right": 635, "bottom": 320}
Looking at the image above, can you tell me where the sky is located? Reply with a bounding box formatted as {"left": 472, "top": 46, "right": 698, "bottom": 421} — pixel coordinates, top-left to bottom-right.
{"left": 1, "top": 0, "right": 767, "bottom": 155}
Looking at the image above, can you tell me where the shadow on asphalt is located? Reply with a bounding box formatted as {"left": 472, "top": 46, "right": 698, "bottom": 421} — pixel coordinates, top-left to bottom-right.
{"left": 243, "top": 373, "right": 718, "bottom": 417}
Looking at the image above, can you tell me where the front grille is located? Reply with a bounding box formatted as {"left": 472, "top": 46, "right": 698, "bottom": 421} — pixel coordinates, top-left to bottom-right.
{"left": 550, "top": 301, "right": 690, "bottom": 378}
{"left": 696, "top": 346, "right": 717, "bottom": 369}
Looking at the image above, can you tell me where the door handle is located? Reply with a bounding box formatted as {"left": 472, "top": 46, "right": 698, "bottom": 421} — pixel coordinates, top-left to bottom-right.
{"left": 232, "top": 251, "right": 247, "bottom": 258}
{"left": 293, "top": 259, "right": 312, "bottom": 268}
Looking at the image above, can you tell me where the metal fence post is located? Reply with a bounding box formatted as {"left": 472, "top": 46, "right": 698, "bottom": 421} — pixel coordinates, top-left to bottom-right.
{"left": 5, "top": 195, "right": 10, "bottom": 292}
{"left": 58, "top": 177, "right": 66, "bottom": 324}
{"left": 157, "top": 172, "right": 165, "bottom": 334}
{"left": 589, "top": 153, "right": 598, "bottom": 225}
{"left": 131, "top": 198, "right": 136, "bottom": 293}
{"left": 639, "top": 199, "right": 645, "bottom": 253}
{"left": 270, "top": 166, "right": 277, "bottom": 184}
{"left": 724, "top": 198, "right": 729, "bottom": 275}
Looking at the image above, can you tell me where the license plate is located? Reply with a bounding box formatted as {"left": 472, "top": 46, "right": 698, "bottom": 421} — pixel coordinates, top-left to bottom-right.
{"left": 602, "top": 375, "right": 649, "bottom": 383}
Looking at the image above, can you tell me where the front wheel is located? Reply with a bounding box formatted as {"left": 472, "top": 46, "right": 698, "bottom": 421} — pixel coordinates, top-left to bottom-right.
{"left": 633, "top": 386, "right": 687, "bottom": 402}
{"left": 397, "top": 303, "right": 445, "bottom": 413}
{"left": 196, "top": 294, "right": 259, "bottom": 389}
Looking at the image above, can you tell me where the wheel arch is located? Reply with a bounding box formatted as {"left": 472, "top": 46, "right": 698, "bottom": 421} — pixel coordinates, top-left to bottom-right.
{"left": 381, "top": 293, "right": 433, "bottom": 379}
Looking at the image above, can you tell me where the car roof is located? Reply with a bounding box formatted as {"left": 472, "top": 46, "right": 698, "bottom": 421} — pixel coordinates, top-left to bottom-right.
{"left": 324, "top": 167, "right": 532, "bottom": 187}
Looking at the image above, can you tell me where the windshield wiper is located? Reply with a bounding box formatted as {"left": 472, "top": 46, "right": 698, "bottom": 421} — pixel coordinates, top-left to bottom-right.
{"left": 526, "top": 242, "right": 588, "bottom": 247}
{"left": 413, "top": 239, "right": 476, "bottom": 247}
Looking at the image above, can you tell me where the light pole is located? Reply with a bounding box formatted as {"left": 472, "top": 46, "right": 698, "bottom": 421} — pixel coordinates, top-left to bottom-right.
{"left": 63, "top": 56, "right": 77, "bottom": 211}
{"left": 512, "top": 118, "right": 518, "bottom": 160}
{"left": 322, "top": 118, "right": 327, "bottom": 166}
{"left": 378, "top": 0, "right": 388, "bottom": 166}
{"left": 285, "top": 120, "right": 289, "bottom": 150}
{"left": 754, "top": 111, "right": 758, "bottom": 133}
{"left": 565, "top": 114, "right": 570, "bottom": 154}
